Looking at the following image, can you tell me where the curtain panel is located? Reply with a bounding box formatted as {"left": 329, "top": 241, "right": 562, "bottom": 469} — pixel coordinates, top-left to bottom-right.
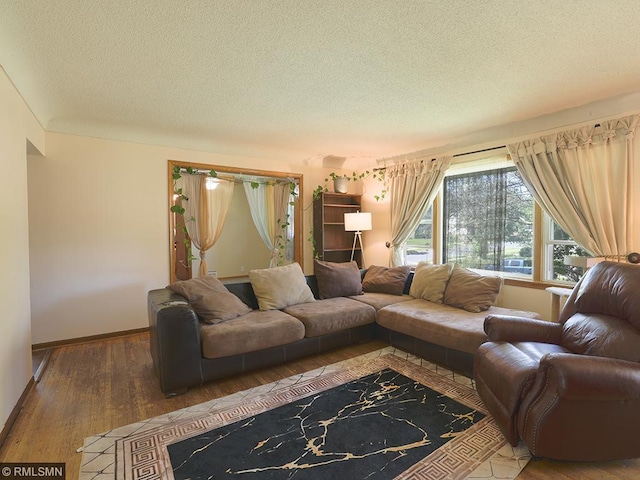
{"left": 182, "top": 174, "right": 234, "bottom": 276}
{"left": 507, "top": 114, "right": 639, "bottom": 258}
{"left": 243, "top": 181, "right": 292, "bottom": 268}
{"left": 387, "top": 156, "right": 453, "bottom": 266}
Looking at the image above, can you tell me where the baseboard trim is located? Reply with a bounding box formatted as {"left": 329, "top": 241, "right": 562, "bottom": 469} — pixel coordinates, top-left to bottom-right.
{"left": 0, "top": 376, "right": 35, "bottom": 450}
{"left": 32, "top": 327, "right": 149, "bottom": 351}
{"left": 33, "top": 348, "right": 53, "bottom": 383}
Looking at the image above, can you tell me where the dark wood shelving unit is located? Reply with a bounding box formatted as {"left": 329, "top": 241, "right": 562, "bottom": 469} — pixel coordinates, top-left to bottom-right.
{"left": 313, "top": 192, "right": 363, "bottom": 267}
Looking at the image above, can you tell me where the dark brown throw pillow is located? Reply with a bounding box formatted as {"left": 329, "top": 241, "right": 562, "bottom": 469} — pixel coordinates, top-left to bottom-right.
{"left": 167, "top": 275, "right": 252, "bottom": 324}
{"left": 362, "top": 265, "right": 412, "bottom": 295}
{"left": 314, "top": 260, "right": 363, "bottom": 299}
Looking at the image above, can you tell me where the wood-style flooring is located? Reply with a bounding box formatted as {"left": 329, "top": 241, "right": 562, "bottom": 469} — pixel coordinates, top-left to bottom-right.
{"left": 1, "top": 332, "right": 638, "bottom": 479}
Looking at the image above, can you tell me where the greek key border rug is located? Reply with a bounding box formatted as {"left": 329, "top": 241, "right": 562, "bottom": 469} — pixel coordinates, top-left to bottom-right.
{"left": 79, "top": 348, "right": 530, "bottom": 480}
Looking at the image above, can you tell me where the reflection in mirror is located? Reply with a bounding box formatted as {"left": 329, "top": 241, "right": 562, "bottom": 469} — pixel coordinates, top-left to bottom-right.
{"left": 169, "top": 160, "right": 303, "bottom": 283}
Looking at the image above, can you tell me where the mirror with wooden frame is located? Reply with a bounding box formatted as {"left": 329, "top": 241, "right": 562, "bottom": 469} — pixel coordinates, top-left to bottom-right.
{"left": 168, "top": 160, "right": 303, "bottom": 283}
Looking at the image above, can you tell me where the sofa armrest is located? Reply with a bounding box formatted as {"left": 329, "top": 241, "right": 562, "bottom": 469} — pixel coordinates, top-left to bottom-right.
{"left": 148, "top": 289, "right": 204, "bottom": 395}
{"left": 484, "top": 314, "right": 563, "bottom": 343}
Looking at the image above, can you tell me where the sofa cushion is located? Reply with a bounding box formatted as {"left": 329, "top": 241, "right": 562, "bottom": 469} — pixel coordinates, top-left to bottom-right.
{"left": 377, "top": 299, "right": 541, "bottom": 354}
{"left": 562, "top": 312, "right": 640, "bottom": 362}
{"left": 409, "top": 262, "right": 453, "bottom": 303}
{"left": 200, "top": 310, "right": 305, "bottom": 359}
{"left": 443, "top": 264, "right": 501, "bottom": 312}
{"left": 284, "top": 297, "right": 376, "bottom": 337}
{"left": 249, "top": 262, "right": 315, "bottom": 310}
{"left": 167, "top": 275, "right": 252, "bottom": 324}
{"left": 349, "top": 292, "right": 414, "bottom": 311}
{"left": 314, "top": 260, "right": 363, "bottom": 299}
{"left": 362, "top": 265, "right": 412, "bottom": 295}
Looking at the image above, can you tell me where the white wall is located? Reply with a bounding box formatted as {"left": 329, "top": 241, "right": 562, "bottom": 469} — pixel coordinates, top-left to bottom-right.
{"left": 0, "top": 68, "right": 45, "bottom": 434}
{"left": 27, "top": 133, "right": 341, "bottom": 344}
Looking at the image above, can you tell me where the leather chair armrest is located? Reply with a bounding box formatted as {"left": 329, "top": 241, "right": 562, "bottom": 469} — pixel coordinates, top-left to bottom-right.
{"left": 518, "top": 353, "right": 640, "bottom": 461}
{"left": 484, "top": 315, "right": 563, "bottom": 343}
{"left": 536, "top": 353, "right": 640, "bottom": 401}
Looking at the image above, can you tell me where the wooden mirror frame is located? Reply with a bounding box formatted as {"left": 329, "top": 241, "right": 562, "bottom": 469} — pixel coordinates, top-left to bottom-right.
{"left": 168, "top": 160, "right": 304, "bottom": 283}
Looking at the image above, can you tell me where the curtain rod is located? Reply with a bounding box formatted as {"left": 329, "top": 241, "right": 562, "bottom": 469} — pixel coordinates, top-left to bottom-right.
{"left": 374, "top": 121, "right": 612, "bottom": 172}
{"left": 451, "top": 144, "right": 506, "bottom": 158}
{"left": 374, "top": 144, "right": 507, "bottom": 171}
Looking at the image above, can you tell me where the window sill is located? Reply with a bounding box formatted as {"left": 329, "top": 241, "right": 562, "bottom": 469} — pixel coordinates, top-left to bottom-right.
{"left": 503, "top": 278, "right": 576, "bottom": 290}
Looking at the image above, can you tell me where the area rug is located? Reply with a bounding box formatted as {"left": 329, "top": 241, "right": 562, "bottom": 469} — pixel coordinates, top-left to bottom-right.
{"left": 79, "top": 348, "right": 531, "bottom": 480}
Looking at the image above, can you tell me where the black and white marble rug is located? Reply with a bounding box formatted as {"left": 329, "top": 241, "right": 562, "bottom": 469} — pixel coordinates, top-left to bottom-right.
{"left": 79, "top": 348, "right": 531, "bottom": 480}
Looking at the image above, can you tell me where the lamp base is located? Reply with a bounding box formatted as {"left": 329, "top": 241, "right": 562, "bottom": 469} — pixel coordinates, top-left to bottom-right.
{"left": 350, "top": 231, "right": 365, "bottom": 268}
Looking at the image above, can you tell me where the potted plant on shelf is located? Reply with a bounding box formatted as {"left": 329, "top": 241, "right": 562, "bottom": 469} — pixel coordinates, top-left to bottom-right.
{"left": 332, "top": 173, "right": 350, "bottom": 193}
{"left": 313, "top": 170, "right": 386, "bottom": 200}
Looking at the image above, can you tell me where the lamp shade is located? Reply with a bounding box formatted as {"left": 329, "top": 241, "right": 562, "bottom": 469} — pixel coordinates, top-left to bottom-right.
{"left": 563, "top": 255, "right": 602, "bottom": 268}
{"left": 344, "top": 211, "right": 372, "bottom": 232}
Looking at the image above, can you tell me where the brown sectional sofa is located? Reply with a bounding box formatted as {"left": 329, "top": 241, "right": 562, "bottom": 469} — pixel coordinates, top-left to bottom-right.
{"left": 148, "top": 269, "right": 541, "bottom": 396}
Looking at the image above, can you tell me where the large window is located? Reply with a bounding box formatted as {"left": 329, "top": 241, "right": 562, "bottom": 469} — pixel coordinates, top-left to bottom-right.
{"left": 442, "top": 166, "right": 534, "bottom": 278}
{"left": 401, "top": 152, "right": 593, "bottom": 284}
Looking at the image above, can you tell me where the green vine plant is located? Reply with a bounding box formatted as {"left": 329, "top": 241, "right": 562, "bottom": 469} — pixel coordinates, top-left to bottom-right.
{"left": 274, "top": 181, "right": 299, "bottom": 265}
{"left": 312, "top": 169, "right": 387, "bottom": 201}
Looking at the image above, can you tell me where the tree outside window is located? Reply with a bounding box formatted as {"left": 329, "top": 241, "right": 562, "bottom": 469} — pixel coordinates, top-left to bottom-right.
{"left": 442, "top": 166, "right": 534, "bottom": 277}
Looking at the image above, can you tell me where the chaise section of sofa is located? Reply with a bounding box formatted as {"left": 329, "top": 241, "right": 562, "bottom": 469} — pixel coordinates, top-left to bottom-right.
{"left": 376, "top": 300, "right": 542, "bottom": 375}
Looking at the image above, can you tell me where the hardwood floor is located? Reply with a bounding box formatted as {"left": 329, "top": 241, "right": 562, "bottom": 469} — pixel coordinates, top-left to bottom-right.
{"left": 1, "top": 332, "right": 639, "bottom": 479}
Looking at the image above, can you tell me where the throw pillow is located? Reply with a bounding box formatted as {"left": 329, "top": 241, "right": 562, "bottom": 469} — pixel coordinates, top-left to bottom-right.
{"left": 167, "top": 275, "right": 252, "bottom": 324}
{"left": 443, "top": 264, "right": 502, "bottom": 312}
{"left": 409, "top": 262, "right": 454, "bottom": 303}
{"left": 249, "top": 262, "right": 316, "bottom": 310}
{"left": 314, "top": 260, "right": 363, "bottom": 299}
{"left": 362, "top": 265, "right": 412, "bottom": 295}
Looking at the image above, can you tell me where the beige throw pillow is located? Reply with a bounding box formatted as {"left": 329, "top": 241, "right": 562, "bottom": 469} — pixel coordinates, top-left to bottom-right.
{"left": 443, "top": 264, "right": 502, "bottom": 312}
{"left": 409, "top": 262, "right": 453, "bottom": 303}
{"left": 167, "top": 275, "right": 252, "bottom": 324}
{"left": 249, "top": 262, "right": 316, "bottom": 311}
{"left": 362, "top": 265, "right": 412, "bottom": 295}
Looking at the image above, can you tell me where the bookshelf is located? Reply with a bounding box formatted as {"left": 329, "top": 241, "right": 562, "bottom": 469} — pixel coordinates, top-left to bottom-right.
{"left": 313, "top": 192, "right": 363, "bottom": 267}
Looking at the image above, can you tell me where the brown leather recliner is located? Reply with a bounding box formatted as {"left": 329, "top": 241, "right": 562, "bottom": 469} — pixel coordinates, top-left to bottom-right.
{"left": 474, "top": 261, "right": 640, "bottom": 461}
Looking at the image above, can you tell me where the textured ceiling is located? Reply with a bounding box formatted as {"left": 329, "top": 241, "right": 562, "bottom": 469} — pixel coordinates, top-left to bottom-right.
{"left": 3, "top": 1, "right": 640, "bottom": 163}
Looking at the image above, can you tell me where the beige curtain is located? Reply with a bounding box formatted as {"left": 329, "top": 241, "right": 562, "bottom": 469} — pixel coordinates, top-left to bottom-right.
{"left": 387, "top": 156, "right": 453, "bottom": 266}
{"left": 508, "top": 115, "right": 638, "bottom": 257}
{"left": 245, "top": 181, "right": 292, "bottom": 267}
{"left": 182, "top": 174, "right": 234, "bottom": 276}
